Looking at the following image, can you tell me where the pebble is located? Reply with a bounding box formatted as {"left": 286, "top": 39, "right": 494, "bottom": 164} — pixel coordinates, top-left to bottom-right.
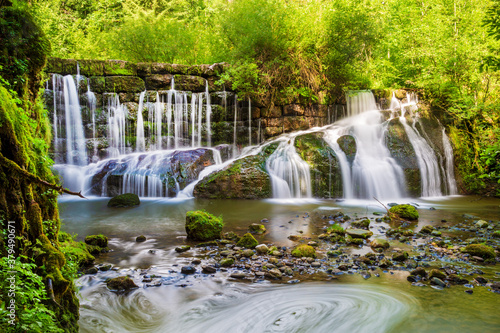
{"left": 202, "top": 265, "right": 216, "bottom": 274}
{"left": 465, "top": 289, "right": 473, "bottom": 294}
{"left": 230, "top": 271, "right": 246, "bottom": 279}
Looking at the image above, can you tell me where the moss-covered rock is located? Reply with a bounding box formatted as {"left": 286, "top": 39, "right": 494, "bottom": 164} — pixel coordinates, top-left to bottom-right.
{"left": 84, "top": 234, "right": 108, "bottom": 248}
{"left": 352, "top": 218, "right": 370, "bottom": 229}
{"left": 294, "top": 133, "right": 342, "bottom": 198}
{"left": 385, "top": 118, "right": 421, "bottom": 196}
{"left": 291, "top": 244, "right": 317, "bottom": 258}
{"left": 185, "top": 210, "right": 224, "bottom": 241}
{"left": 78, "top": 59, "right": 105, "bottom": 76}
{"left": 249, "top": 223, "right": 266, "bottom": 234}
{"left": 429, "top": 269, "right": 446, "bottom": 280}
{"left": 462, "top": 244, "right": 496, "bottom": 259}
{"left": 389, "top": 204, "right": 419, "bottom": 220}
{"left": 104, "top": 76, "right": 145, "bottom": 93}
{"left": 220, "top": 258, "right": 234, "bottom": 267}
{"left": 173, "top": 74, "right": 206, "bottom": 92}
{"left": 337, "top": 135, "right": 357, "bottom": 163}
{"left": 326, "top": 223, "right": 345, "bottom": 235}
{"left": 370, "top": 238, "right": 390, "bottom": 249}
{"left": 107, "top": 193, "right": 140, "bottom": 208}
{"left": 106, "top": 276, "right": 138, "bottom": 291}
{"left": 346, "top": 228, "right": 373, "bottom": 239}
{"left": 236, "top": 233, "right": 259, "bottom": 248}
{"left": 194, "top": 154, "right": 272, "bottom": 199}
{"left": 420, "top": 225, "right": 434, "bottom": 234}
{"left": 392, "top": 251, "right": 409, "bottom": 261}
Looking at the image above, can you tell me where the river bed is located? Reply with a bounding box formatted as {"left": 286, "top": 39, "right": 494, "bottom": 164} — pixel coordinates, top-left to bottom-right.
{"left": 59, "top": 195, "right": 500, "bottom": 332}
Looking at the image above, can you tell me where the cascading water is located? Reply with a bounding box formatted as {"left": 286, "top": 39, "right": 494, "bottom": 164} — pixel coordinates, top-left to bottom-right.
{"left": 62, "top": 75, "right": 88, "bottom": 165}
{"left": 266, "top": 137, "right": 312, "bottom": 199}
{"left": 49, "top": 64, "right": 457, "bottom": 200}
{"left": 442, "top": 128, "right": 458, "bottom": 195}
{"left": 136, "top": 91, "right": 146, "bottom": 152}
{"left": 322, "top": 92, "right": 406, "bottom": 200}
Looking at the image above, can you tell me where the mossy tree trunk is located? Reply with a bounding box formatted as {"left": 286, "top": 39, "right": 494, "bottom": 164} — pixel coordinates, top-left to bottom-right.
{"left": 0, "top": 4, "right": 79, "bottom": 332}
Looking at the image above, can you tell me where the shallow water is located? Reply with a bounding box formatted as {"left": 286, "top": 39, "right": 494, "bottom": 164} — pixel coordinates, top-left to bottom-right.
{"left": 59, "top": 196, "right": 500, "bottom": 332}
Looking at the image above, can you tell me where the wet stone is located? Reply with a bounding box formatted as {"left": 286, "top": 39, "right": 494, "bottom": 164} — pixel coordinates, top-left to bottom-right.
{"left": 202, "top": 265, "right": 217, "bottom": 274}
{"left": 181, "top": 266, "right": 196, "bottom": 275}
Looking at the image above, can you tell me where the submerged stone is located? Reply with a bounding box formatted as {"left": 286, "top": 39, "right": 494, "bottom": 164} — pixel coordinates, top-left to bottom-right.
{"left": 346, "top": 228, "right": 373, "bottom": 239}
{"left": 106, "top": 276, "right": 138, "bottom": 291}
{"left": 107, "top": 193, "right": 140, "bottom": 208}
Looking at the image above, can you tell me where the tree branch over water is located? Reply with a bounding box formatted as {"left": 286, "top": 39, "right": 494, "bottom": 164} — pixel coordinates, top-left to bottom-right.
{"left": 0, "top": 152, "right": 87, "bottom": 199}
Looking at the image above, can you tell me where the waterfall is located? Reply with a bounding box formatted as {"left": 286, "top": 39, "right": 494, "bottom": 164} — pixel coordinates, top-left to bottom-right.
{"left": 107, "top": 94, "right": 128, "bottom": 157}
{"left": 136, "top": 91, "right": 146, "bottom": 152}
{"left": 248, "top": 98, "right": 252, "bottom": 146}
{"left": 205, "top": 81, "right": 212, "bottom": 147}
{"left": 442, "top": 128, "right": 458, "bottom": 195}
{"left": 155, "top": 92, "right": 163, "bottom": 150}
{"left": 63, "top": 75, "right": 88, "bottom": 165}
{"left": 399, "top": 115, "right": 442, "bottom": 197}
{"left": 233, "top": 94, "right": 238, "bottom": 158}
{"left": 86, "top": 82, "right": 98, "bottom": 162}
{"left": 266, "top": 137, "right": 312, "bottom": 199}
{"left": 347, "top": 90, "right": 378, "bottom": 117}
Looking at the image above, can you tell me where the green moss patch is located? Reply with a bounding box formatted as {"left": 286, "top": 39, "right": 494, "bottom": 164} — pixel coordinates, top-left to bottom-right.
{"left": 107, "top": 193, "right": 140, "bottom": 208}
{"left": 462, "top": 244, "right": 496, "bottom": 259}
{"left": 389, "top": 204, "right": 419, "bottom": 220}
{"left": 291, "top": 244, "right": 317, "bottom": 258}
{"left": 236, "top": 232, "right": 259, "bottom": 248}
{"left": 185, "top": 210, "right": 224, "bottom": 241}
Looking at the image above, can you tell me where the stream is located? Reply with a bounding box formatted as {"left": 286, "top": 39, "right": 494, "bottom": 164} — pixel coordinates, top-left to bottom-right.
{"left": 59, "top": 196, "right": 500, "bottom": 333}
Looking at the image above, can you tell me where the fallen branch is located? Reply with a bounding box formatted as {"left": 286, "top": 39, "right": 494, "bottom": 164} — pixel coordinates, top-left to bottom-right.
{"left": 373, "top": 197, "right": 389, "bottom": 213}
{"left": 0, "top": 152, "right": 86, "bottom": 199}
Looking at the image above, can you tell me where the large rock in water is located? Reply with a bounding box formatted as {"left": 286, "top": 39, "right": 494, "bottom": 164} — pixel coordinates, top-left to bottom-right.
{"left": 107, "top": 193, "right": 140, "bottom": 207}
{"left": 185, "top": 210, "right": 224, "bottom": 241}
{"left": 294, "top": 133, "right": 342, "bottom": 198}
{"left": 337, "top": 135, "right": 357, "bottom": 163}
{"left": 385, "top": 118, "right": 421, "bottom": 196}
{"left": 91, "top": 148, "right": 219, "bottom": 197}
{"left": 194, "top": 143, "right": 278, "bottom": 199}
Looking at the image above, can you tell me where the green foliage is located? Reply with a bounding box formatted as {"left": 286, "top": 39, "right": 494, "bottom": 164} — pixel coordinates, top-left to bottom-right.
{"left": 0, "top": 256, "right": 63, "bottom": 333}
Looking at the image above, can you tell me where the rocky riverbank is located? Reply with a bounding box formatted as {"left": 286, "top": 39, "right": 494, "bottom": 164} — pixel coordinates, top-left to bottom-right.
{"left": 78, "top": 205, "right": 500, "bottom": 295}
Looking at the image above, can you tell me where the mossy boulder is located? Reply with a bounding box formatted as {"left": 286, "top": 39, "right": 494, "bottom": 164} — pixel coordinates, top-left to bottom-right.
{"left": 389, "top": 204, "right": 419, "bottom": 220}
{"left": 462, "top": 244, "right": 496, "bottom": 259}
{"left": 291, "top": 244, "right": 317, "bottom": 258}
{"left": 346, "top": 228, "right": 373, "bottom": 239}
{"left": 294, "top": 133, "right": 342, "bottom": 198}
{"left": 327, "top": 223, "right": 345, "bottom": 235}
{"left": 59, "top": 240, "right": 95, "bottom": 267}
{"left": 194, "top": 154, "right": 273, "bottom": 199}
{"left": 185, "top": 210, "right": 224, "bottom": 241}
{"left": 106, "top": 276, "right": 138, "bottom": 291}
{"left": 370, "top": 238, "right": 390, "bottom": 249}
{"left": 220, "top": 258, "right": 234, "bottom": 267}
{"left": 352, "top": 218, "right": 370, "bottom": 229}
{"left": 429, "top": 269, "right": 446, "bottom": 280}
{"left": 107, "top": 193, "right": 140, "bottom": 208}
{"left": 337, "top": 135, "right": 357, "bottom": 163}
{"left": 420, "top": 225, "right": 434, "bottom": 234}
{"left": 249, "top": 223, "right": 266, "bottom": 234}
{"left": 392, "top": 251, "right": 409, "bottom": 261}
{"left": 236, "top": 233, "right": 259, "bottom": 248}
{"left": 84, "top": 234, "right": 108, "bottom": 248}
{"left": 385, "top": 119, "right": 421, "bottom": 196}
